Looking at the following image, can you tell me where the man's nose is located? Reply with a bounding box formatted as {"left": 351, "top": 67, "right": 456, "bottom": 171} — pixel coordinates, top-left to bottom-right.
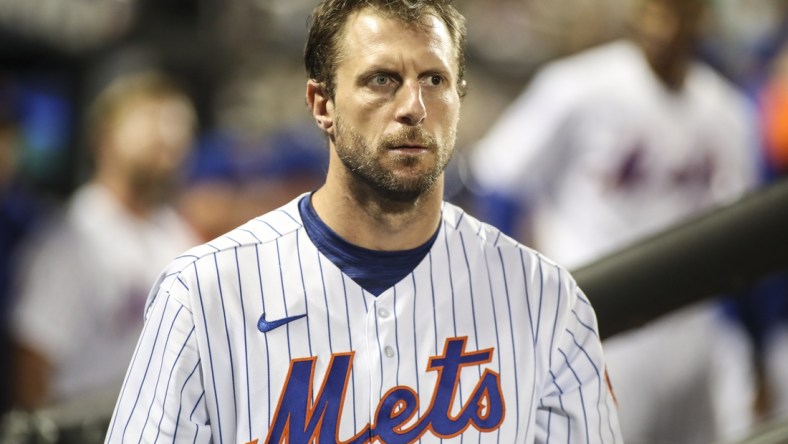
{"left": 395, "top": 81, "right": 427, "bottom": 126}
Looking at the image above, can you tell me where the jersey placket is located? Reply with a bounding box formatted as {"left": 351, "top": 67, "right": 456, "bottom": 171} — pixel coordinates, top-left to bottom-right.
{"left": 366, "top": 294, "right": 398, "bottom": 425}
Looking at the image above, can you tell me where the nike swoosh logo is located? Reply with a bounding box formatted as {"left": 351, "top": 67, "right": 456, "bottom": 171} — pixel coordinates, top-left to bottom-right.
{"left": 258, "top": 312, "right": 307, "bottom": 333}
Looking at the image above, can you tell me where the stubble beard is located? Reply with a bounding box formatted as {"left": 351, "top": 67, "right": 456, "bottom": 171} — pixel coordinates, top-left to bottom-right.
{"left": 333, "top": 118, "right": 455, "bottom": 204}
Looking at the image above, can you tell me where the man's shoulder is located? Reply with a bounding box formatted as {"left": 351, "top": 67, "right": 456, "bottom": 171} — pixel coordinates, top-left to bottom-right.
{"left": 441, "top": 201, "right": 551, "bottom": 261}
{"left": 441, "top": 202, "right": 583, "bottom": 303}
{"left": 143, "top": 194, "right": 308, "bottom": 312}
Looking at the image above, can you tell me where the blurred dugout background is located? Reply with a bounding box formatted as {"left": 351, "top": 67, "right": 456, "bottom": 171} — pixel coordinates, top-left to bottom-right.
{"left": 1, "top": 0, "right": 787, "bottom": 442}
{"left": 0, "top": 0, "right": 783, "bottom": 204}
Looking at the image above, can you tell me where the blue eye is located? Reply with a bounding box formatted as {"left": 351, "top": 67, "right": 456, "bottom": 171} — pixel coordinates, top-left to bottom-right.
{"left": 374, "top": 75, "right": 389, "bottom": 86}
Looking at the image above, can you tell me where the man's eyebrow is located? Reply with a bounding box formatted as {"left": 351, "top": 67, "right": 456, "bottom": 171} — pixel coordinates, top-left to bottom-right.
{"left": 358, "top": 64, "right": 396, "bottom": 74}
{"left": 356, "top": 66, "right": 401, "bottom": 80}
{"left": 357, "top": 63, "right": 451, "bottom": 77}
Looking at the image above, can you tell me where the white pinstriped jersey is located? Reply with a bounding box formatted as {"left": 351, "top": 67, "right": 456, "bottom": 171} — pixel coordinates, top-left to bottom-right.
{"left": 105, "top": 194, "right": 621, "bottom": 443}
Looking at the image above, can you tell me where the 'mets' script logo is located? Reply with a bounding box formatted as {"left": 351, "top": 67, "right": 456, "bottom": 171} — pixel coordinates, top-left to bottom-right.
{"left": 250, "top": 337, "right": 505, "bottom": 443}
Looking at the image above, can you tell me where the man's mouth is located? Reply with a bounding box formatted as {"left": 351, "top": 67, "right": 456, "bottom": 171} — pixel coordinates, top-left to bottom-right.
{"left": 390, "top": 143, "right": 428, "bottom": 152}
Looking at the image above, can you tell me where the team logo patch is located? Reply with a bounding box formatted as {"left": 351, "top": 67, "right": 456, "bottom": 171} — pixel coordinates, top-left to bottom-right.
{"left": 256, "top": 336, "right": 505, "bottom": 443}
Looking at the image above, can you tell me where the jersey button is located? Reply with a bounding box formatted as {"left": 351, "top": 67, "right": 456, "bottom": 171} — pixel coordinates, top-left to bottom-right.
{"left": 384, "top": 346, "right": 395, "bottom": 358}
{"left": 377, "top": 308, "right": 390, "bottom": 319}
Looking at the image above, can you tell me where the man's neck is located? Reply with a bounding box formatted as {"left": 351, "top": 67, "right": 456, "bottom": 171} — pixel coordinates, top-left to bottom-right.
{"left": 310, "top": 172, "right": 443, "bottom": 252}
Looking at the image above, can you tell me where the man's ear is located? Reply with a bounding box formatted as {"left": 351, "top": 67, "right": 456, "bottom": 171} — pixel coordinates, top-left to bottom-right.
{"left": 306, "top": 80, "right": 334, "bottom": 135}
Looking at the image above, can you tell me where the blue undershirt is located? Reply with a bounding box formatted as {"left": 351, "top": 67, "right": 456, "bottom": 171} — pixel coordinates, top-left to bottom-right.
{"left": 298, "top": 194, "right": 439, "bottom": 296}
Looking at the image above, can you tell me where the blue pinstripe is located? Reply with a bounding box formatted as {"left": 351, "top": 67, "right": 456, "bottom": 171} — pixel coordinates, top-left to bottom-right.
{"left": 427, "top": 252, "right": 443, "bottom": 444}
{"left": 274, "top": 240, "right": 294, "bottom": 362}
{"left": 520, "top": 250, "right": 537, "bottom": 346}
{"left": 548, "top": 369, "right": 570, "bottom": 443}
{"left": 517, "top": 249, "right": 540, "bottom": 442}
{"left": 410, "top": 275, "right": 421, "bottom": 412}
{"left": 239, "top": 228, "right": 262, "bottom": 243}
{"left": 571, "top": 309, "right": 598, "bottom": 338}
{"left": 458, "top": 233, "right": 481, "bottom": 370}
{"left": 193, "top": 261, "right": 224, "bottom": 444}
{"left": 536, "top": 257, "right": 545, "bottom": 354}
{"left": 232, "top": 248, "right": 253, "bottom": 441}
{"left": 548, "top": 266, "right": 563, "bottom": 370}
{"left": 558, "top": 348, "right": 590, "bottom": 444}
{"left": 428, "top": 253, "right": 438, "bottom": 356}
{"left": 496, "top": 249, "right": 521, "bottom": 442}
{"left": 138, "top": 305, "right": 184, "bottom": 443}
{"left": 295, "top": 230, "right": 313, "bottom": 356}
{"left": 443, "top": 221, "right": 466, "bottom": 417}
{"left": 188, "top": 392, "right": 205, "bottom": 444}
{"left": 171, "top": 358, "right": 200, "bottom": 444}
{"left": 253, "top": 246, "right": 272, "bottom": 426}
{"left": 153, "top": 324, "right": 194, "bottom": 442}
{"left": 212, "top": 254, "right": 239, "bottom": 435}
{"left": 340, "top": 274, "right": 358, "bottom": 432}
{"left": 374, "top": 303, "right": 385, "bottom": 400}
{"left": 120, "top": 297, "right": 172, "bottom": 443}
{"left": 318, "top": 252, "right": 334, "bottom": 353}
{"left": 481, "top": 244, "right": 503, "bottom": 444}
{"left": 255, "top": 219, "right": 281, "bottom": 236}
{"left": 393, "top": 288, "right": 401, "bottom": 385}
{"left": 566, "top": 328, "right": 616, "bottom": 443}
{"left": 137, "top": 306, "right": 185, "bottom": 444}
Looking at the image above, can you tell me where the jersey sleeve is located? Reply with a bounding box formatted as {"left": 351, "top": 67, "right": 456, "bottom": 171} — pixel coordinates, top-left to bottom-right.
{"left": 534, "top": 276, "right": 622, "bottom": 443}
{"left": 104, "top": 273, "right": 211, "bottom": 444}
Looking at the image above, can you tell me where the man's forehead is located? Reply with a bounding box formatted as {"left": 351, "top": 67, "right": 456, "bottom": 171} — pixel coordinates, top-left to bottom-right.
{"left": 336, "top": 8, "right": 455, "bottom": 65}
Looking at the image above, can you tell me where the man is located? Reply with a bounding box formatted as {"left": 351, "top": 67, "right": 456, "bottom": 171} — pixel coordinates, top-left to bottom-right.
{"left": 471, "top": 0, "right": 759, "bottom": 441}
{"left": 10, "top": 71, "right": 199, "bottom": 409}
{"left": 106, "top": 1, "right": 621, "bottom": 442}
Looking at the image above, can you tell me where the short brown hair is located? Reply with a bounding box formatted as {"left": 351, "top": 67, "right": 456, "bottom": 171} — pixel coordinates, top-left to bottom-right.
{"left": 304, "top": 0, "right": 467, "bottom": 98}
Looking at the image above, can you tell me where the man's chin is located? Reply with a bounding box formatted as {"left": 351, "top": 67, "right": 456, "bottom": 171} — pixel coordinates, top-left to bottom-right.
{"left": 370, "top": 174, "right": 441, "bottom": 203}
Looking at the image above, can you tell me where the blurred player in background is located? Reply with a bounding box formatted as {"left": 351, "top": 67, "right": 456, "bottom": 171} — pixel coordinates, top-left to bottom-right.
{"left": 471, "top": 0, "right": 761, "bottom": 441}
{"left": 9, "top": 71, "right": 199, "bottom": 409}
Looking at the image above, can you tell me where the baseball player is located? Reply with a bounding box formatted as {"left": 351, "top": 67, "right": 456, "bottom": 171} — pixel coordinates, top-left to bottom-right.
{"left": 106, "top": 0, "right": 621, "bottom": 442}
